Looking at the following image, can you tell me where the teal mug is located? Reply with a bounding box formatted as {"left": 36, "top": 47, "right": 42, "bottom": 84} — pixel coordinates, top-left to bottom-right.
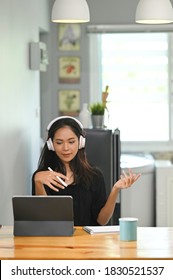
{"left": 119, "top": 217, "right": 138, "bottom": 241}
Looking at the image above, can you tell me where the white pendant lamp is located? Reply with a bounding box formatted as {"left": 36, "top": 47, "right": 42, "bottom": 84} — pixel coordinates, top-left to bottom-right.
{"left": 51, "top": 0, "right": 90, "bottom": 23}
{"left": 136, "top": 0, "right": 173, "bottom": 24}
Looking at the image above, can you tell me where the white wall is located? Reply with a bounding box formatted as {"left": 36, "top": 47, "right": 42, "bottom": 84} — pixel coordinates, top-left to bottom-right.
{"left": 0, "top": 0, "right": 50, "bottom": 225}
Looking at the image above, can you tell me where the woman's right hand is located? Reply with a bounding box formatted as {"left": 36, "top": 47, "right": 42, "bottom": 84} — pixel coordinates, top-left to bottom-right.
{"left": 34, "top": 170, "right": 68, "bottom": 192}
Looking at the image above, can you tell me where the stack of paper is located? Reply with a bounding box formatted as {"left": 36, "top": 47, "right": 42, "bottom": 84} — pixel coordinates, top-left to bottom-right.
{"left": 83, "top": 225, "right": 120, "bottom": 235}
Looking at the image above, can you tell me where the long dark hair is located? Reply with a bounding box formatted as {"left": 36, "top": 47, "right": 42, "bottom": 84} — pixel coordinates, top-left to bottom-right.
{"left": 37, "top": 118, "right": 99, "bottom": 188}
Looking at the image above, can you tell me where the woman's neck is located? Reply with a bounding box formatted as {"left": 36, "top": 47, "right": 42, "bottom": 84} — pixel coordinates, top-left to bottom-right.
{"left": 64, "top": 163, "right": 74, "bottom": 183}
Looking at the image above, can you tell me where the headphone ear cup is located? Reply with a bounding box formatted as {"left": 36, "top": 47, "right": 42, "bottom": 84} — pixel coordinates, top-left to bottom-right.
{"left": 47, "top": 138, "right": 55, "bottom": 151}
{"left": 79, "top": 135, "right": 86, "bottom": 149}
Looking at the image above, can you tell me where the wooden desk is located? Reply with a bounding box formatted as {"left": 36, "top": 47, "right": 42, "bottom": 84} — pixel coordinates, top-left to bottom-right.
{"left": 0, "top": 226, "right": 173, "bottom": 260}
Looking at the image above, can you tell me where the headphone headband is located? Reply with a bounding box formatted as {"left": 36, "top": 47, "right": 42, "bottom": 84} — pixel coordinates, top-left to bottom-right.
{"left": 47, "top": 116, "right": 84, "bottom": 131}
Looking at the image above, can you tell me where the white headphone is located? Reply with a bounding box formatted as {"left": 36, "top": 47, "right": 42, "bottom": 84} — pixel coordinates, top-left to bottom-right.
{"left": 46, "top": 116, "right": 86, "bottom": 151}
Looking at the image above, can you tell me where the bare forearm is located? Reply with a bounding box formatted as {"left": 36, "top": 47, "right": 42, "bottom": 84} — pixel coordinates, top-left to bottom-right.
{"left": 34, "top": 172, "right": 47, "bottom": 196}
{"left": 97, "top": 169, "right": 141, "bottom": 225}
{"left": 35, "top": 182, "right": 47, "bottom": 195}
{"left": 97, "top": 185, "right": 119, "bottom": 225}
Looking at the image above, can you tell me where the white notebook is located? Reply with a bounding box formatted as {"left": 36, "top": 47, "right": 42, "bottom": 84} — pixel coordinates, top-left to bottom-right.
{"left": 83, "top": 225, "right": 120, "bottom": 235}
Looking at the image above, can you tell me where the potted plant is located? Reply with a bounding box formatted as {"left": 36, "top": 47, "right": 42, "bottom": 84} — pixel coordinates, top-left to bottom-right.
{"left": 89, "top": 102, "right": 105, "bottom": 115}
{"left": 89, "top": 102, "right": 105, "bottom": 128}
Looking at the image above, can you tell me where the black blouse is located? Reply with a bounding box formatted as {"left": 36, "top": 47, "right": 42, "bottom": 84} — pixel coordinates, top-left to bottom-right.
{"left": 32, "top": 170, "right": 107, "bottom": 226}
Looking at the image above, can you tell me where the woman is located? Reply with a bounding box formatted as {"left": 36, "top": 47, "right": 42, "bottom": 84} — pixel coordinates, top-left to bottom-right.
{"left": 32, "top": 116, "right": 141, "bottom": 226}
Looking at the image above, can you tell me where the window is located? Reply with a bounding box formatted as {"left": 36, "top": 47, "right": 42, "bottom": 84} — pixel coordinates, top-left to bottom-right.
{"left": 88, "top": 28, "right": 173, "bottom": 151}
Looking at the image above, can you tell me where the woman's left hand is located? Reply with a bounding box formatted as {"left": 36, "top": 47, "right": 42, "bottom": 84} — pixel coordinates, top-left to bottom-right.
{"left": 114, "top": 169, "right": 141, "bottom": 190}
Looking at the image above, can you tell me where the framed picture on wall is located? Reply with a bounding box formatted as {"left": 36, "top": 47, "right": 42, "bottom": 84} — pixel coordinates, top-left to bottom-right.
{"left": 58, "top": 90, "right": 80, "bottom": 115}
{"left": 59, "top": 56, "right": 80, "bottom": 84}
{"left": 58, "top": 23, "right": 81, "bottom": 51}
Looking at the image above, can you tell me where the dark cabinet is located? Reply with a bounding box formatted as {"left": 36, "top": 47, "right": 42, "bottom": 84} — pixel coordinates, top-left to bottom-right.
{"left": 85, "top": 128, "right": 121, "bottom": 224}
